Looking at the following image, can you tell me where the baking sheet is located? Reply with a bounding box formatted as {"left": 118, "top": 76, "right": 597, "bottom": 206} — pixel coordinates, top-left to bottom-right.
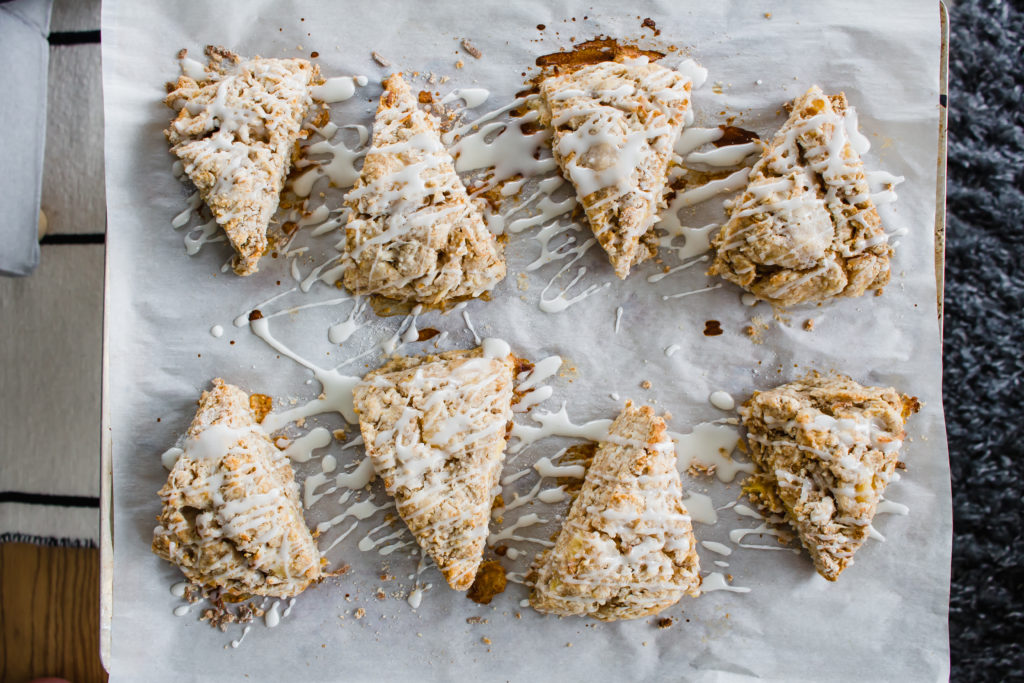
{"left": 101, "top": 1, "right": 949, "bottom": 680}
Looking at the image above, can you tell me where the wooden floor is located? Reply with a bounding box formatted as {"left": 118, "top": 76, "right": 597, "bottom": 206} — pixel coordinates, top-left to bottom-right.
{"left": 0, "top": 543, "right": 107, "bottom": 683}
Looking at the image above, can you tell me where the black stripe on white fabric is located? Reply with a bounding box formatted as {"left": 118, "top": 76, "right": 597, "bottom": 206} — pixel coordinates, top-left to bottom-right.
{"left": 40, "top": 233, "right": 105, "bottom": 245}
{"left": 0, "top": 531, "right": 97, "bottom": 548}
{"left": 0, "top": 491, "right": 100, "bottom": 508}
{"left": 48, "top": 30, "right": 101, "bottom": 45}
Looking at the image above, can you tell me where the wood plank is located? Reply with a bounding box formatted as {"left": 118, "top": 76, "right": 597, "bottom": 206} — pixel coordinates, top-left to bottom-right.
{"left": 0, "top": 542, "right": 107, "bottom": 682}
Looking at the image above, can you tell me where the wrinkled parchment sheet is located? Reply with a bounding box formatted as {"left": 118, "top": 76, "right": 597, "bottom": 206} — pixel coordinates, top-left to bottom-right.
{"left": 101, "top": 1, "right": 948, "bottom": 680}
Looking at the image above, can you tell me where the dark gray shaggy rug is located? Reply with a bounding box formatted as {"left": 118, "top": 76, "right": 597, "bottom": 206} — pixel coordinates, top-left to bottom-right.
{"left": 944, "top": 0, "right": 1024, "bottom": 679}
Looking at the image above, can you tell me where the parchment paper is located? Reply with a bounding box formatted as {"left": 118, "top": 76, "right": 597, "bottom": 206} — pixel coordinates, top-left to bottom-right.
{"left": 101, "top": 1, "right": 949, "bottom": 680}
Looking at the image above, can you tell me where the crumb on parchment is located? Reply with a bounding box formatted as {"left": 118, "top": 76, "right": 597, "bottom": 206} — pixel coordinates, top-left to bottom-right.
{"left": 461, "top": 39, "right": 482, "bottom": 59}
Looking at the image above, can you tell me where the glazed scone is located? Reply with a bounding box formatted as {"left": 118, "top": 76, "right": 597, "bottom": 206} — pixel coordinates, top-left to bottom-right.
{"left": 709, "top": 85, "right": 893, "bottom": 306}
{"left": 529, "top": 402, "right": 701, "bottom": 620}
{"left": 740, "top": 375, "right": 919, "bottom": 581}
{"left": 538, "top": 58, "right": 695, "bottom": 279}
{"left": 340, "top": 74, "right": 506, "bottom": 305}
{"left": 352, "top": 344, "right": 515, "bottom": 590}
{"left": 152, "top": 379, "right": 323, "bottom": 598}
{"left": 164, "top": 46, "right": 320, "bottom": 275}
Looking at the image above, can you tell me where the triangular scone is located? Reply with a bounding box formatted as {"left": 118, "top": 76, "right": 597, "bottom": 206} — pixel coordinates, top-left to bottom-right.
{"left": 352, "top": 346, "right": 515, "bottom": 590}
{"left": 538, "top": 59, "right": 695, "bottom": 279}
{"left": 709, "top": 85, "right": 892, "bottom": 306}
{"left": 341, "top": 74, "right": 506, "bottom": 305}
{"left": 152, "top": 379, "right": 322, "bottom": 598}
{"left": 164, "top": 46, "right": 319, "bottom": 275}
{"left": 740, "top": 375, "right": 920, "bottom": 581}
{"left": 529, "top": 402, "right": 701, "bottom": 620}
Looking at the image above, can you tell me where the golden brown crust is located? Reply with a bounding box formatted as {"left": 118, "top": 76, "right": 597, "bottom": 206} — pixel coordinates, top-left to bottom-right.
{"left": 151, "top": 379, "right": 322, "bottom": 598}
{"left": 529, "top": 402, "right": 701, "bottom": 620}
{"left": 740, "top": 374, "right": 918, "bottom": 580}
{"left": 709, "top": 86, "right": 893, "bottom": 306}
{"left": 352, "top": 348, "right": 514, "bottom": 590}
{"left": 340, "top": 74, "right": 505, "bottom": 304}
{"left": 538, "top": 59, "right": 694, "bottom": 279}
{"left": 164, "top": 48, "right": 320, "bottom": 275}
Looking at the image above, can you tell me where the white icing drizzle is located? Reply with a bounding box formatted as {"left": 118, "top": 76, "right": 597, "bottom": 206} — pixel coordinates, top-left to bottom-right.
{"left": 709, "top": 391, "right": 736, "bottom": 411}
{"left": 733, "top": 504, "right": 762, "bottom": 519}
{"left": 876, "top": 498, "right": 910, "bottom": 515}
{"left": 646, "top": 254, "right": 709, "bottom": 284}
{"left": 662, "top": 283, "right": 723, "bottom": 301}
{"left": 179, "top": 55, "right": 207, "bottom": 81}
{"left": 487, "top": 513, "right": 553, "bottom": 547}
{"left": 265, "top": 600, "right": 281, "bottom": 628}
{"left": 665, "top": 167, "right": 751, "bottom": 218}
{"left": 462, "top": 310, "right": 482, "bottom": 345}
{"left": 675, "top": 126, "right": 724, "bottom": 156}
{"left": 729, "top": 523, "right": 800, "bottom": 553}
{"left": 281, "top": 427, "right": 332, "bottom": 464}
{"left": 539, "top": 260, "right": 611, "bottom": 314}
{"left": 238, "top": 312, "right": 367, "bottom": 431}
{"left": 310, "top": 75, "right": 367, "bottom": 103}
{"left": 533, "top": 456, "right": 585, "bottom": 479}
{"left": 447, "top": 95, "right": 556, "bottom": 194}
{"left": 407, "top": 549, "right": 431, "bottom": 609}
{"left": 671, "top": 423, "right": 754, "bottom": 483}
{"left": 161, "top": 447, "right": 183, "bottom": 471}
{"left": 686, "top": 142, "right": 762, "bottom": 167}
{"left": 328, "top": 297, "right": 368, "bottom": 344}
{"left": 614, "top": 306, "right": 623, "bottom": 333}
{"left": 173, "top": 605, "right": 191, "bottom": 617}
{"left": 230, "top": 625, "right": 252, "bottom": 648}
{"left": 358, "top": 520, "right": 413, "bottom": 555}
{"left": 683, "top": 492, "right": 717, "bottom": 524}
{"left": 509, "top": 404, "right": 612, "bottom": 454}
{"left": 440, "top": 88, "right": 490, "bottom": 108}
{"left": 517, "top": 356, "right": 562, "bottom": 393}
{"left": 545, "top": 57, "right": 696, "bottom": 203}
{"left": 482, "top": 337, "right": 511, "bottom": 359}
{"left": 701, "top": 541, "right": 733, "bottom": 557}
{"left": 664, "top": 344, "right": 681, "bottom": 357}
{"left": 293, "top": 123, "right": 370, "bottom": 196}
{"left": 317, "top": 498, "right": 389, "bottom": 537}
{"left": 701, "top": 572, "right": 751, "bottom": 593}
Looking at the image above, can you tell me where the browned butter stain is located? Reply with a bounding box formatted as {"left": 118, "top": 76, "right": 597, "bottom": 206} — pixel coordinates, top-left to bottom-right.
{"left": 641, "top": 18, "right": 661, "bottom": 35}
{"left": 704, "top": 320, "right": 724, "bottom": 336}
{"left": 535, "top": 37, "right": 664, "bottom": 70}
{"left": 714, "top": 125, "right": 760, "bottom": 147}
{"left": 416, "top": 328, "right": 440, "bottom": 342}
{"left": 467, "top": 561, "right": 507, "bottom": 605}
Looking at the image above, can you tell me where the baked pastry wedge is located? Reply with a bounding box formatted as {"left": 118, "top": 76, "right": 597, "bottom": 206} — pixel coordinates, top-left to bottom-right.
{"left": 152, "top": 379, "right": 323, "bottom": 598}
{"left": 340, "top": 74, "right": 506, "bottom": 305}
{"left": 538, "top": 58, "right": 695, "bottom": 279}
{"left": 164, "top": 46, "right": 320, "bottom": 275}
{"left": 352, "top": 344, "right": 515, "bottom": 590}
{"left": 529, "top": 402, "right": 701, "bottom": 620}
{"left": 740, "top": 375, "right": 919, "bottom": 581}
{"left": 709, "top": 85, "right": 892, "bottom": 306}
